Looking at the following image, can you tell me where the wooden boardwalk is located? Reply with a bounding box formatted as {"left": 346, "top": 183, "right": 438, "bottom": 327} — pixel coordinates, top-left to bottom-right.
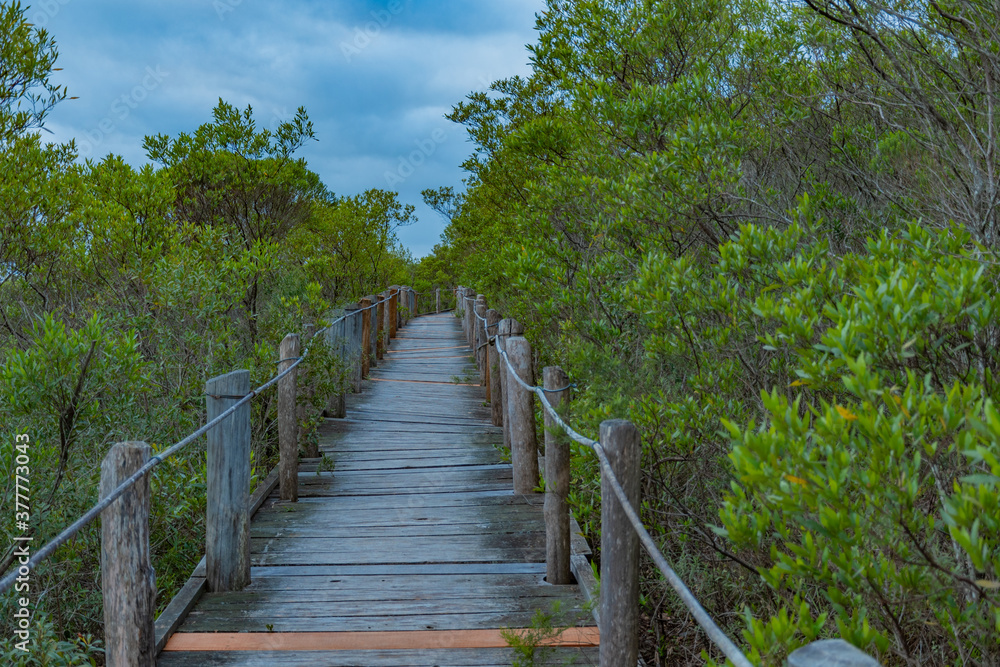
{"left": 158, "top": 312, "right": 598, "bottom": 666}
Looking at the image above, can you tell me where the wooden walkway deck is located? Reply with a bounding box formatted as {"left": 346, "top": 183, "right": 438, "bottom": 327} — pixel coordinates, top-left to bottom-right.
{"left": 158, "top": 312, "right": 599, "bottom": 666}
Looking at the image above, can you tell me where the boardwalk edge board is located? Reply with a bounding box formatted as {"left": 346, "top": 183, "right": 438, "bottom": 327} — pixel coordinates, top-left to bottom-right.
{"left": 154, "top": 464, "right": 282, "bottom": 652}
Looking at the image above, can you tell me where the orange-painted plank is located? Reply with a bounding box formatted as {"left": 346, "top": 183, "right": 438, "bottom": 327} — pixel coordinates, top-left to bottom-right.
{"left": 163, "top": 627, "right": 600, "bottom": 652}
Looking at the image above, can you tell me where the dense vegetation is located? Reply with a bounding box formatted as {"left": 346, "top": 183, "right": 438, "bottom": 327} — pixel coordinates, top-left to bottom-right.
{"left": 426, "top": 0, "right": 1000, "bottom": 665}
{"left": 0, "top": 2, "right": 419, "bottom": 662}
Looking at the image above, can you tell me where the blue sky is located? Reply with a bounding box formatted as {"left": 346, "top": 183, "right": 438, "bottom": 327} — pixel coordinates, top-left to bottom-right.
{"left": 33, "top": 0, "right": 545, "bottom": 258}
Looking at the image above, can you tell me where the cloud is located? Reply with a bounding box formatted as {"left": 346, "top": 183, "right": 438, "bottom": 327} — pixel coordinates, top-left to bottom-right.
{"left": 39, "top": 0, "right": 545, "bottom": 257}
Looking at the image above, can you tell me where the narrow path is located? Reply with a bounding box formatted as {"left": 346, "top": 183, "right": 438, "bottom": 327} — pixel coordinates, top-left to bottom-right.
{"left": 158, "top": 312, "right": 598, "bottom": 666}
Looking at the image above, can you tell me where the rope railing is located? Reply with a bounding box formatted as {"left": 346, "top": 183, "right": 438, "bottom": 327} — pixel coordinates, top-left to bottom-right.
{"left": 495, "top": 345, "right": 752, "bottom": 667}
{"left": 0, "top": 292, "right": 405, "bottom": 597}
{"left": 454, "top": 286, "right": 883, "bottom": 667}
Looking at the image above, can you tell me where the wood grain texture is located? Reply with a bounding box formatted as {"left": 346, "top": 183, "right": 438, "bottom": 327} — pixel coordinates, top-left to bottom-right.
{"left": 164, "top": 627, "right": 599, "bottom": 651}
{"left": 205, "top": 370, "right": 251, "bottom": 592}
{"left": 486, "top": 309, "right": 502, "bottom": 427}
{"left": 543, "top": 366, "right": 573, "bottom": 585}
{"left": 101, "top": 441, "right": 156, "bottom": 667}
{"left": 599, "top": 419, "right": 641, "bottom": 667}
{"left": 377, "top": 292, "right": 387, "bottom": 359}
{"left": 506, "top": 336, "right": 539, "bottom": 494}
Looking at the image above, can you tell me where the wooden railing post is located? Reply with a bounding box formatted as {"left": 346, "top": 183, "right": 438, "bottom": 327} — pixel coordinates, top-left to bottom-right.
{"left": 599, "top": 419, "right": 641, "bottom": 667}
{"left": 436, "top": 288, "right": 441, "bottom": 313}
{"left": 475, "top": 295, "right": 488, "bottom": 391}
{"left": 788, "top": 640, "right": 882, "bottom": 666}
{"left": 497, "top": 318, "right": 524, "bottom": 453}
{"left": 411, "top": 288, "right": 417, "bottom": 316}
{"left": 377, "top": 292, "right": 387, "bottom": 359}
{"left": 278, "top": 333, "right": 300, "bottom": 502}
{"left": 487, "top": 309, "right": 503, "bottom": 427}
{"left": 506, "top": 335, "right": 539, "bottom": 494}
{"left": 360, "top": 296, "right": 373, "bottom": 378}
{"left": 465, "top": 290, "right": 476, "bottom": 349}
{"left": 544, "top": 366, "right": 572, "bottom": 584}
{"left": 389, "top": 286, "right": 399, "bottom": 339}
{"left": 398, "top": 286, "right": 407, "bottom": 328}
{"left": 205, "top": 369, "right": 251, "bottom": 592}
{"left": 101, "top": 441, "right": 155, "bottom": 667}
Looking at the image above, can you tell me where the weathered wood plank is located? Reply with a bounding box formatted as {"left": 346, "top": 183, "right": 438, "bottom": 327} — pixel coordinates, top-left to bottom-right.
{"left": 205, "top": 370, "right": 251, "bottom": 592}
{"left": 188, "top": 595, "right": 585, "bottom": 618}
{"left": 164, "top": 628, "right": 599, "bottom": 651}
{"left": 159, "top": 647, "right": 599, "bottom": 667}
{"left": 178, "top": 610, "right": 592, "bottom": 633}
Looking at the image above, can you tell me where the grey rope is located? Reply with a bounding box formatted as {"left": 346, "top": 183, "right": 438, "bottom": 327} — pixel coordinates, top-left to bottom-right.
{"left": 496, "top": 346, "right": 753, "bottom": 667}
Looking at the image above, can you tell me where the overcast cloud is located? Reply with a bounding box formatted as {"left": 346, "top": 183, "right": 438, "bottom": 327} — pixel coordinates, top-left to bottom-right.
{"left": 32, "top": 0, "right": 544, "bottom": 257}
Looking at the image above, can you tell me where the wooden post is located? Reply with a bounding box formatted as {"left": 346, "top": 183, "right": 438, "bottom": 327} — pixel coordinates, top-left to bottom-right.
{"left": 788, "top": 640, "right": 882, "bottom": 667}
{"left": 506, "top": 335, "right": 539, "bottom": 494}
{"left": 278, "top": 334, "right": 300, "bottom": 502}
{"left": 465, "top": 290, "right": 476, "bottom": 349}
{"left": 389, "top": 287, "right": 399, "bottom": 339}
{"left": 360, "top": 296, "right": 372, "bottom": 378}
{"left": 300, "top": 324, "right": 319, "bottom": 458}
{"left": 411, "top": 288, "right": 418, "bottom": 316}
{"left": 498, "top": 318, "right": 524, "bottom": 453}
{"left": 487, "top": 309, "right": 503, "bottom": 427}
{"left": 205, "top": 369, "right": 251, "bottom": 592}
{"left": 599, "top": 419, "right": 641, "bottom": 667}
{"left": 376, "top": 292, "right": 387, "bottom": 360}
{"left": 544, "top": 366, "right": 572, "bottom": 584}
{"left": 475, "top": 296, "right": 488, "bottom": 389}
{"left": 101, "top": 441, "right": 155, "bottom": 667}
{"left": 436, "top": 288, "right": 441, "bottom": 313}
{"left": 468, "top": 291, "right": 477, "bottom": 349}
{"left": 397, "top": 286, "right": 406, "bottom": 329}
